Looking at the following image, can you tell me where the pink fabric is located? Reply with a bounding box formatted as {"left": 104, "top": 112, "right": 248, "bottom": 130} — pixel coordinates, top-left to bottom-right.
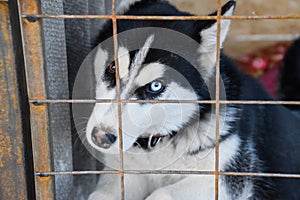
{"left": 235, "top": 42, "right": 292, "bottom": 98}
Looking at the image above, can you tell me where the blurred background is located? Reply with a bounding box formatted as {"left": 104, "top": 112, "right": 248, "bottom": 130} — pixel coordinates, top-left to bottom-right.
{"left": 171, "top": 0, "right": 300, "bottom": 58}
{"left": 171, "top": 0, "right": 300, "bottom": 96}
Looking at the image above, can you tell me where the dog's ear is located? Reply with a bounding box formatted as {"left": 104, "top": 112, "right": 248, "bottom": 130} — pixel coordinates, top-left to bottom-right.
{"left": 197, "top": 1, "right": 236, "bottom": 72}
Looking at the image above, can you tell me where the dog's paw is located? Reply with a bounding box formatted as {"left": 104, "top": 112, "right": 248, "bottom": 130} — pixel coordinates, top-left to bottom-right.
{"left": 145, "top": 188, "right": 173, "bottom": 200}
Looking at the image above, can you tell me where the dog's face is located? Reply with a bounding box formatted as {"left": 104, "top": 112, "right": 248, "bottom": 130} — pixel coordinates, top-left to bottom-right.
{"left": 86, "top": 1, "right": 235, "bottom": 154}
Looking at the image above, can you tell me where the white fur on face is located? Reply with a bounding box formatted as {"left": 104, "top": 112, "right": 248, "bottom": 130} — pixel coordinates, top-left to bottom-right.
{"left": 135, "top": 63, "right": 166, "bottom": 86}
{"left": 119, "top": 81, "right": 199, "bottom": 151}
{"left": 125, "top": 81, "right": 198, "bottom": 132}
{"left": 93, "top": 47, "right": 114, "bottom": 99}
{"left": 94, "top": 47, "right": 108, "bottom": 84}
{"left": 118, "top": 47, "right": 130, "bottom": 78}
{"left": 120, "top": 35, "right": 155, "bottom": 98}
{"left": 131, "top": 35, "right": 154, "bottom": 71}
{"left": 87, "top": 39, "right": 200, "bottom": 153}
{"left": 86, "top": 103, "right": 118, "bottom": 152}
{"left": 87, "top": 97, "right": 196, "bottom": 154}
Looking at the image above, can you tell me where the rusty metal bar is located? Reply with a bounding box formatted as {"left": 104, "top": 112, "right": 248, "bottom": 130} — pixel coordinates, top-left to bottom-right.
{"left": 35, "top": 170, "right": 300, "bottom": 179}
{"left": 28, "top": 99, "right": 300, "bottom": 105}
{"left": 20, "top": 14, "right": 300, "bottom": 20}
{"left": 21, "top": 14, "right": 216, "bottom": 20}
{"left": 111, "top": 0, "right": 125, "bottom": 199}
{"left": 214, "top": 0, "right": 222, "bottom": 198}
{"left": 36, "top": 171, "right": 120, "bottom": 176}
{"left": 0, "top": 2, "right": 28, "bottom": 200}
{"left": 19, "top": 0, "right": 54, "bottom": 199}
{"left": 8, "top": 0, "right": 36, "bottom": 198}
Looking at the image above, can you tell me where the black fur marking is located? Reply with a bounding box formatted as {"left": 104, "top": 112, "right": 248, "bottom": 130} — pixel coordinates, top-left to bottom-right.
{"left": 140, "top": 49, "right": 212, "bottom": 115}
{"left": 103, "top": 61, "right": 117, "bottom": 88}
{"left": 94, "top": 0, "right": 234, "bottom": 46}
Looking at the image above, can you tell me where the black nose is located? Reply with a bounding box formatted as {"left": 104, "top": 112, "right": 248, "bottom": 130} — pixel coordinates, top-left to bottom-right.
{"left": 105, "top": 133, "right": 117, "bottom": 143}
{"left": 91, "top": 127, "right": 99, "bottom": 138}
{"left": 91, "top": 127, "right": 117, "bottom": 149}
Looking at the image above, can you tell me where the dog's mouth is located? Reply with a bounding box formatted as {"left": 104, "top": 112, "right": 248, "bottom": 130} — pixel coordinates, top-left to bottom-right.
{"left": 89, "top": 125, "right": 178, "bottom": 152}
{"left": 133, "top": 131, "right": 177, "bottom": 150}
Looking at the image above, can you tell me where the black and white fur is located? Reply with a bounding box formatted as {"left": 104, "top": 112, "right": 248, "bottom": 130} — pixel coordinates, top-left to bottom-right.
{"left": 85, "top": 1, "right": 300, "bottom": 199}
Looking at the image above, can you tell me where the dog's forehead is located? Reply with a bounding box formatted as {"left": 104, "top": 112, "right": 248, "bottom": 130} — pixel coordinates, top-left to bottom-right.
{"left": 94, "top": 34, "right": 153, "bottom": 78}
{"left": 95, "top": 32, "right": 203, "bottom": 98}
{"left": 118, "top": 34, "right": 155, "bottom": 77}
{"left": 135, "top": 63, "right": 165, "bottom": 86}
{"left": 118, "top": 47, "right": 130, "bottom": 78}
{"left": 95, "top": 34, "right": 166, "bottom": 95}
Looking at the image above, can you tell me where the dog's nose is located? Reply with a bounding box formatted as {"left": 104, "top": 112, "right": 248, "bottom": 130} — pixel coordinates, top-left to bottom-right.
{"left": 91, "top": 127, "right": 117, "bottom": 149}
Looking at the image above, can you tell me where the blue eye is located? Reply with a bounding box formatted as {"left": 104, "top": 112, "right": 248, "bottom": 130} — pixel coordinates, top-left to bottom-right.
{"left": 135, "top": 80, "right": 165, "bottom": 99}
{"left": 149, "top": 81, "right": 164, "bottom": 93}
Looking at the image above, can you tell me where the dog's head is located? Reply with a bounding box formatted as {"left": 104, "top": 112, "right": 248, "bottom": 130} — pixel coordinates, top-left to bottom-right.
{"left": 86, "top": 0, "right": 236, "bottom": 154}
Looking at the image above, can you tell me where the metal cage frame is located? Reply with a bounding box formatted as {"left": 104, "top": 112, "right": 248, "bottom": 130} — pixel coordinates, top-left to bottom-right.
{"left": 1, "top": 0, "right": 300, "bottom": 199}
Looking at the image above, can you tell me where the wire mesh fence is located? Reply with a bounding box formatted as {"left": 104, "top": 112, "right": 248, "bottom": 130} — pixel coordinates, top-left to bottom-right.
{"left": 6, "top": 0, "right": 300, "bottom": 199}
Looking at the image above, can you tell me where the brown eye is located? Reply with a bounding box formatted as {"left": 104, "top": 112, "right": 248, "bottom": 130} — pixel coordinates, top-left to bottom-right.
{"left": 109, "top": 62, "right": 116, "bottom": 74}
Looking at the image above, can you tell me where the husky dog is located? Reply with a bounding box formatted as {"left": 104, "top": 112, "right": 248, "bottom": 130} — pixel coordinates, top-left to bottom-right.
{"left": 84, "top": 0, "right": 300, "bottom": 199}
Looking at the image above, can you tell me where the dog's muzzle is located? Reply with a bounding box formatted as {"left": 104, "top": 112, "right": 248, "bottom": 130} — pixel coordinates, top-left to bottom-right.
{"left": 91, "top": 127, "right": 117, "bottom": 149}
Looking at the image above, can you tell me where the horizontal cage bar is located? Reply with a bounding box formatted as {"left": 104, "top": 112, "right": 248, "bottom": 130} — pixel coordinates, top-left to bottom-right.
{"left": 21, "top": 14, "right": 300, "bottom": 20}
{"left": 28, "top": 99, "right": 300, "bottom": 105}
{"left": 35, "top": 170, "right": 300, "bottom": 179}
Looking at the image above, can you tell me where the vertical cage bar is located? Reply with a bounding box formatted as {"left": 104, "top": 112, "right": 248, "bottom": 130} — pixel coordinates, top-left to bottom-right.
{"left": 214, "top": 0, "right": 223, "bottom": 199}
{"left": 19, "top": 0, "right": 54, "bottom": 199}
{"left": 111, "top": 0, "right": 125, "bottom": 199}
{"left": 0, "top": 2, "right": 29, "bottom": 199}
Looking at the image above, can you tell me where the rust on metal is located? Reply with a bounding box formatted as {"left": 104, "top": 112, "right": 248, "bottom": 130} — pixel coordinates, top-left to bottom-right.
{"left": 20, "top": 14, "right": 300, "bottom": 20}
{"left": 21, "top": 14, "right": 217, "bottom": 20}
{"left": 111, "top": 0, "right": 125, "bottom": 198}
{"left": 0, "top": 2, "right": 27, "bottom": 199}
{"left": 28, "top": 99, "right": 300, "bottom": 105}
{"left": 214, "top": 0, "right": 223, "bottom": 199}
{"left": 34, "top": 170, "right": 300, "bottom": 179}
{"left": 20, "top": 0, "right": 54, "bottom": 199}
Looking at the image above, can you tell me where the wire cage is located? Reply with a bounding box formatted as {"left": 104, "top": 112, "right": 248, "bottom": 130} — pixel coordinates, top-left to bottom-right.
{"left": 1, "top": 0, "right": 300, "bottom": 199}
